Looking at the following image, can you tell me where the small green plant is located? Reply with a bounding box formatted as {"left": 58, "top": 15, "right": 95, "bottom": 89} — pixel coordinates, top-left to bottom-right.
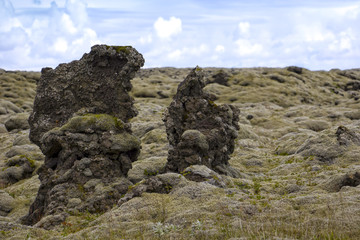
{"left": 61, "top": 211, "right": 102, "bottom": 236}
{"left": 207, "top": 99, "right": 218, "bottom": 108}
{"left": 253, "top": 180, "right": 262, "bottom": 195}
{"left": 128, "top": 181, "right": 142, "bottom": 191}
{"left": 0, "top": 230, "right": 8, "bottom": 237}
{"left": 77, "top": 184, "right": 85, "bottom": 193}
{"left": 20, "top": 155, "right": 36, "bottom": 168}
{"left": 152, "top": 222, "right": 180, "bottom": 237}
{"left": 234, "top": 181, "right": 251, "bottom": 190}
{"left": 144, "top": 169, "right": 158, "bottom": 176}
{"left": 227, "top": 192, "right": 235, "bottom": 197}
{"left": 285, "top": 157, "right": 295, "bottom": 164}
{"left": 273, "top": 181, "right": 280, "bottom": 189}
{"left": 164, "top": 184, "right": 172, "bottom": 192}
{"left": 191, "top": 219, "right": 203, "bottom": 235}
{"left": 180, "top": 170, "right": 190, "bottom": 177}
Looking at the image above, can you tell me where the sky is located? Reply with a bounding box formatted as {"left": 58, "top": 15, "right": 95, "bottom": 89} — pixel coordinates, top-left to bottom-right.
{"left": 0, "top": 0, "right": 360, "bottom": 71}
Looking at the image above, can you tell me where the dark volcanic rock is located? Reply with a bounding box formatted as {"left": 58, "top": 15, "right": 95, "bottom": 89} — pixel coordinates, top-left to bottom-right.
{"left": 296, "top": 125, "right": 360, "bottom": 163}
{"left": 29, "top": 45, "right": 144, "bottom": 146}
{"left": 344, "top": 81, "right": 360, "bottom": 91}
{"left": 324, "top": 171, "right": 360, "bottom": 192}
{"left": 118, "top": 173, "right": 189, "bottom": 206}
{"left": 22, "top": 45, "right": 143, "bottom": 228}
{"left": 207, "top": 70, "right": 230, "bottom": 86}
{"left": 163, "top": 67, "right": 240, "bottom": 177}
{"left": 23, "top": 114, "right": 138, "bottom": 227}
{"left": 286, "top": 66, "right": 303, "bottom": 74}
{"left": 336, "top": 125, "right": 360, "bottom": 146}
{"left": 338, "top": 69, "right": 360, "bottom": 81}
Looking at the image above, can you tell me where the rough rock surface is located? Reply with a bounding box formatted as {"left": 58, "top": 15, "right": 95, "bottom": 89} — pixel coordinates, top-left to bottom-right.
{"left": 207, "top": 69, "right": 230, "bottom": 86}
{"left": 183, "top": 165, "right": 227, "bottom": 188}
{"left": 0, "top": 190, "right": 15, "bottom": 216}
{"left": 163, "top": 67, "right": 240, "bottom": 176}
{"left": 296, "top": 124, "right": 360, "bottom": 163}
{"left": 118, "top": 173, "right": 189, "bottom": 206}
{"left": 29, "top": 45, "right": 144, "bottom": 146}
{"left": 323, "top": 171, "right": 360, "bottom": 192}
{"left": 22, "top": 45, "right": 144, "bottom": 228}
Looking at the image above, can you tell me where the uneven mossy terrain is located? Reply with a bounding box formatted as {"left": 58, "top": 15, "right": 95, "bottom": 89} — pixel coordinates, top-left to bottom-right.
{"left": 1, "top": 67, "right": 360, "bottom": 239}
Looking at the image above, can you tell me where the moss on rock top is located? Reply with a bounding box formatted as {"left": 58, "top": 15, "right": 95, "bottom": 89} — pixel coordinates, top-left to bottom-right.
{"left": 59, "top": 114, "right": 124, "bottom": 133}
{"left": 105, "top": 45, "right": 132, "bottom": 54}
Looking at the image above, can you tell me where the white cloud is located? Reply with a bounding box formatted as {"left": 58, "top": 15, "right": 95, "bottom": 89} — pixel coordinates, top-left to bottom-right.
{"left": 193, "top": 44, "right": 209, "bottom": 56}
{"left": 65, "top": 0, "right": 88, "bottom": 27}
{"left": 167, "top": 44, "right": 208, "bottom": 61}
{"left": 328, "top": 28, "right": 355, "bottom": 52}
{"left": 0, "top": 27, "right": 27, "bottom": 50}
{"left": 215, "top": 45, "right": 225, "bottom": 53}
{"left": 0, "top": 0, "right": 99, "bottom": 70}
{"left": 1, "top": 0, "right": 360, "bottom": 70}
{"left": 238, "top": 22, "right": 250, "bottom": 35}
{"left": 154, "top": 16, "right": 182, "bottom": 39}
{"left": 295, "top": 24, "right": 335, "bottom": 43}
{"left": 53, "top": 38, "right": 68, "bottom": 53}
{"left": 0, "top": 0, "right": 22, "bottom": 32}
{"left": 334, "top": 5, "right": 360, "bottom": 19}
{"left": 71, "top": 28, "right": 99, "bottom": 51}
{"left": 139, "top": 34, "right": 152, "bottom": 44}
{"left": 61, "top": 13, "right": 77, "bottom": 34}
{"left": 168, "top": 49, "right": 182, "bottom": 60}
{"left": 235, "top": 39, "right": 263, "bottom": 56}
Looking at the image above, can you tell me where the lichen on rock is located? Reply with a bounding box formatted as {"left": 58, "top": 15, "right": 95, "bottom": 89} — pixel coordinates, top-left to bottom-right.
{"left": 163, "top": 67, "right": 240, "bottom": 177}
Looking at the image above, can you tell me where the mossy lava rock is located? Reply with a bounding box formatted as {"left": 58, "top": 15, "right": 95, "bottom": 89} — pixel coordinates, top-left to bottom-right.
{"left": 23, "top": 114, "right": 140, "bottom": 227}
{"left": 29, "top": 44, "right": 144, "bottom": 145}
{"left": 163, "top": 67, "right": 240, "bottom": 177}
{"left": 23, "top": 45, "right": 144, "bottom": 228}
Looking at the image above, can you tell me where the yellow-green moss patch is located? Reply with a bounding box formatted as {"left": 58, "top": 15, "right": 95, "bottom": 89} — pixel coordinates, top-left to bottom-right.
{"left": 60, "top": 114, "right": 124, "bottom": 132}
{"left": 105, "top": 45, "right": 131, "bottom": 54}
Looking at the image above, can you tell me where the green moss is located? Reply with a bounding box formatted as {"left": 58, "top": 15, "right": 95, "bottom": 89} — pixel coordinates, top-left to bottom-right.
{"left": 207, "top": 99, "right": 218, "bottom": 108}
{"left": 60, "top": 211, "right": 102, "bottom": 236}
{"left": 105, "top": 45, "right": 131, "bottom": 54}
{"left": 109, "top": 132, "right": 140, "bottom": 152}
{"left": 19, "top": 155, "right": 36, "bottom": 168}
{"left": 0, "top": 230, "right": 9, "bottom": 237}
{"left": 253, "top": 180, "right": 261, "bottom": 195}
{"left": 78, "top": 184, "right": 84, "bottom": 192}
{"left": 234, "top": 181, "right": 251, "bottom": 190}
{"left": 164, "top": 184, "right": 172, "bottom": 193}
{"left": 212, "top": 175, "right": 220, "bottom": 181}
{"left": 128, "top": 181, "right": 142, "bottom": 191}
{"left": 1, "top": 167, "right": 6, "bottom": 172}
{"left": 195, "top": 65, "right": 202, "bottom": 72}
{"left": 144, "top": 169, "right": 158, "bottom": 176}
{"left": 60, "top": 114, "right": 124, "bottom": 132}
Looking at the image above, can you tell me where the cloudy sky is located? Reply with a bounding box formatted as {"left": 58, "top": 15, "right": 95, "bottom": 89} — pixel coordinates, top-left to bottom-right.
{"left": 0, "top": 0, "right": 359, "bottom": 71}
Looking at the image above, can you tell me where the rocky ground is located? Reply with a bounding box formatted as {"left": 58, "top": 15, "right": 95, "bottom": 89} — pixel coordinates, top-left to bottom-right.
{"left": 1, "top": 66, "right": 360, "bottom": 239}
